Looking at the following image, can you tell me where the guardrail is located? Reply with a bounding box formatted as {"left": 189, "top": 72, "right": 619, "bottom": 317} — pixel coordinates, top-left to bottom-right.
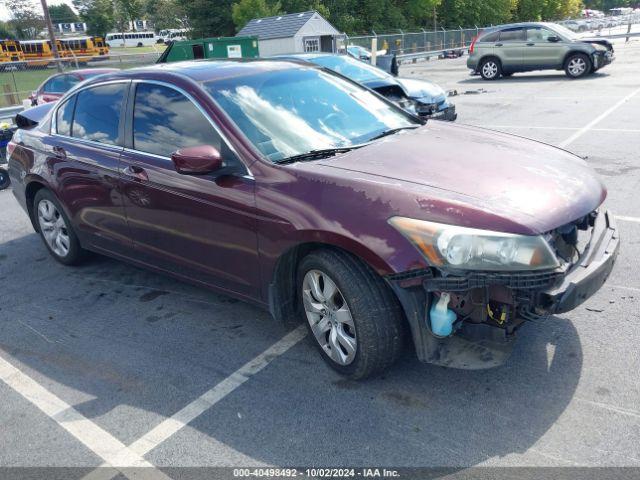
{"left": 0, "top": 105, "right": 23, "bottom": 121}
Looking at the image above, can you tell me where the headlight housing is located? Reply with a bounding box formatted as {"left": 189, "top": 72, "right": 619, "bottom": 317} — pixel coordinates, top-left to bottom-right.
{"left": 389, "top": 217, "right": 560, "bottom": 271}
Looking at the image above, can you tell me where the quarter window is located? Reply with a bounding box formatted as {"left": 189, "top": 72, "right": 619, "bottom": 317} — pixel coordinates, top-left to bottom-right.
{"left": 56, "top": 96, "right": 76, "bottom": 136}
{"left": 132, "top": 83, "right": 222, "bottom": 158}
{"left": 72, "top": 83, "right": 126, "bottom": 145}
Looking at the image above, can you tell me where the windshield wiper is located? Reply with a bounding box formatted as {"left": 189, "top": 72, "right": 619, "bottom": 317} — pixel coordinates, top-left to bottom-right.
{"left": 368, "top": 125, "right": 420, "bottom": 142}
{"left": 276, "top": 146, "right": 362, "bottom": 165}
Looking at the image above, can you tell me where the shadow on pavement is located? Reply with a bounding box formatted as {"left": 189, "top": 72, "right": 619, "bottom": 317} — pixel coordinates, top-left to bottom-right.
{"left": 0, "top": 232, "right": 582, "bottom": 467}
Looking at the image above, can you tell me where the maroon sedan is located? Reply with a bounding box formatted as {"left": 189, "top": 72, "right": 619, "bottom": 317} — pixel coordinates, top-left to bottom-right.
{"left": 28, "top": 68, "right": 119, "bottom": 106}
{"left": 8, "top": 60, "right": 619, "bottom": 378}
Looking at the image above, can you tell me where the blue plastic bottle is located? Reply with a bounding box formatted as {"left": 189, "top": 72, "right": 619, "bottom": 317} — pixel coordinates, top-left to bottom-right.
{"left": 429, "top": 293, "right": 457, "bottom": 337}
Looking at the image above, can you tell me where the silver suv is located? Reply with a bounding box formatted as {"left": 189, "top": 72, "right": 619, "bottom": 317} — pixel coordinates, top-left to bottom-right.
{"left": 467, "top": 22, "right": 614, "bottom": 80}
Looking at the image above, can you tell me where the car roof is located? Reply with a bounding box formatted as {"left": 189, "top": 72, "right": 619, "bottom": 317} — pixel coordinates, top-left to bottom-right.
{"left": 481, "top": 22, "right": 560, "bottom": 31}
{"left": 91, "top": 59, "right": 314, "bottom": 84}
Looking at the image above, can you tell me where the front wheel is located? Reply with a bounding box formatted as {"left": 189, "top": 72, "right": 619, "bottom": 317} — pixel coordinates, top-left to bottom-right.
{"left": 565, "top": 53, "right": 591, "bottom": 79}
{"left": 479, "top": 58, "right": 502, "bottom": 80}
{"left": 298, "top": 250, "right": 405, "bottom": 379}
{"left": 34, "top": 189, "right": 87, "bottom": 265}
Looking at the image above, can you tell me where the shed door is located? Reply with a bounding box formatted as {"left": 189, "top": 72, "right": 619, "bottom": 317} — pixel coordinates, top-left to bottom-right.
{"left": 192, "top": 44, "right": 205, "bottom": 59}
{"left": 320, "top": 35, "right": 334, "bottom": 53}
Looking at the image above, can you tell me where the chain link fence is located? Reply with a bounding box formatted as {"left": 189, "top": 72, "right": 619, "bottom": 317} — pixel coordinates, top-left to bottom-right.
{"left": 0, "top": 51, "right": 161, "bottom": 108}
{"left": 342, "top": 11, "right": 640, "bottom": 58}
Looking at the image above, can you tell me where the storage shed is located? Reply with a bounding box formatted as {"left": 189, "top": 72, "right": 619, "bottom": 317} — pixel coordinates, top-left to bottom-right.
{"left": 236, "top": 11, "right": 343, "bottom": 57}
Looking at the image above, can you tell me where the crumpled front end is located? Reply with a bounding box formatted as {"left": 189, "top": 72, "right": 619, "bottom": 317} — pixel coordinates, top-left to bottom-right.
{"left": 386, "top": 208, "right": 619, "bottom": 369}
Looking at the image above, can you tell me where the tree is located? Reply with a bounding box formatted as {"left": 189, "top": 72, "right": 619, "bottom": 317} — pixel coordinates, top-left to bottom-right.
{"left": 73, "top": 0, "right": 115, "bottom": 36}
{"left": 48, "top": 4, "right": 78, "bottom": 23}
{"left": 143, "top": 0, "right": 187, "bottom": 30}
{"left": 0, "top": 21, "right": 15, "bottom": 39}
{"left": 176, "top": 0, "right": 235, "bottom": 37}
{"left": 6, "top": 0, "right": 45, "bottom": 39}
{"left": 114, "top": 0, "right": 143, "bottom": 32}
{"left": 232, "top": 0, "right": 282, "bottom": 30}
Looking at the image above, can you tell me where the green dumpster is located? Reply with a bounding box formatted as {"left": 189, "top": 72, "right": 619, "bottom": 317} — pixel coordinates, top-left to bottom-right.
{"left": 157, "top": 36, "right": 259, "bottom": 63}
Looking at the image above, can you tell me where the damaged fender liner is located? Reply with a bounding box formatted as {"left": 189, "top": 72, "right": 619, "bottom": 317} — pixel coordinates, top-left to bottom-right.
{"left": 385, "top": 210, "right": 620, "bottom": 370}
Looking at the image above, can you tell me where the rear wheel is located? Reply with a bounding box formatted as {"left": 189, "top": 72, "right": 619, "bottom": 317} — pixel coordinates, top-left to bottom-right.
{"left": 0, "top": 168, "right": 9, "bottom": 190}
{"left": 479, "top": 57, "right": 502, "bottom": 80}
{"left": 565, "top": 53, "right": 591, "bottom": 78}
{"left": 34, "top": 189, "right": 87, "bottom": 265}
{"left": 298, "top": 249, "right": 405, "bottom": 379}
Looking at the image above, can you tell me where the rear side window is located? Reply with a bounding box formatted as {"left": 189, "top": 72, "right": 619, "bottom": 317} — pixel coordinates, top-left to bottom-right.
{"left": 132, "top": 83, "right": 222, "bottom": 158}
{"left": 480, "top": 31, "right": 499, "bottom": 43}
{"left": 72, "top": 84, "right": 125, "bottom": 145}
{"left": 499, "top": 28, "right": 525, "bottom": 42}
{"left": 56, "top": 96, "right": 76, "bottom": 136}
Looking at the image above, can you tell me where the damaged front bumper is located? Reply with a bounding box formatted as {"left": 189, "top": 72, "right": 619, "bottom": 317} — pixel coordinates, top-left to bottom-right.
{"left": 386, "top": 210, "right": 619, "bottom": 369}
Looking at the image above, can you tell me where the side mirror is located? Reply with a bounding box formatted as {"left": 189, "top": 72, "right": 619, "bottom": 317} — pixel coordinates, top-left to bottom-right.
{"left": 171, "top": 145, "right": 223, "bottom": 175}
{"left": 547, "top": 36, "right": 561, "bottom": 43}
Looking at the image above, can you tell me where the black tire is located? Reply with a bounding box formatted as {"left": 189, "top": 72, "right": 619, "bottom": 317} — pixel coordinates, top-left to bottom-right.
{"left": 33, "top": 189, "right": 87, "bottom": 266}
{"left": 564, "top": 53, "right": 591, "bottom": 79}
{"left": 479, "top": 57, "right": 502, "bottom": 80}
{"left": 137, "top": 42, "right": 143, "bottom": 47}
{"left": 0, "top": 168, "right": 9, "bottom": 190}
{"left": 297, "top": 249, "right": 405, "bottom": 379}
{"left": 502, "top": 71, "right": 514, "bottom": 77}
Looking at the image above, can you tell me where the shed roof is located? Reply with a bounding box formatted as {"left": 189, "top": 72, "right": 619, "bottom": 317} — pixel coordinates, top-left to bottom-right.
{"left": 237, "top": 11, "right": 322, "bottom": 40}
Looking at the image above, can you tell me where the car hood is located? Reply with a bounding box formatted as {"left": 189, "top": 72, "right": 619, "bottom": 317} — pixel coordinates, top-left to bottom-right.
{"left": 577, "top": 38, "right": 613, "bottom": 51}
{"left": 395, "top": 77, "right": 446, "bottom": 101}
{"left": 315, "top": 123, "right": 605, "bottom": 234}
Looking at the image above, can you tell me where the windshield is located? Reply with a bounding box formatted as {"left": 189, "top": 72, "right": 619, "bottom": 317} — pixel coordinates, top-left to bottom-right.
{"left": 310, "top": 55, "right": 390, "bottom": 84}
{"left": 205, "top": 66, "right": 416, "bottom": 162}
{"left": 549, "top": 23, "right": 578, "bottom": 40}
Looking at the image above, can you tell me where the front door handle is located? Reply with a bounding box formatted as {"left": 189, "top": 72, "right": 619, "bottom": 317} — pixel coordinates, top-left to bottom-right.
{"left": 52, "top": 145, "right": 66, "bottom": 159}
{"left": 495, "top": 43, "right": 503, "bottom": 47}
{"left": 122, "top": 165, "right": 148, "bottom": 182}
{"left": 526, "top": 42, "right": 535, "bottom": 46}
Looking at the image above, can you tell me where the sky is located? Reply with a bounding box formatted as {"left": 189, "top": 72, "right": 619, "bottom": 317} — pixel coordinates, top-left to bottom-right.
{"left": 0, "top": 0, "right": 77, "bottom": 22}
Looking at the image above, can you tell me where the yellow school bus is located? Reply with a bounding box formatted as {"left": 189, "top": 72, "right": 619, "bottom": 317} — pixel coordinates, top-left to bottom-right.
{"left": 19, "top": 39, "right": 56, "bottom": 67}
{"left": 0, "top": 40, "right": 25, "bottom": 68}
{"left": 92, "top": 36, "right": 110, "bottom": 56}
{"left": 58, "top": 36, "right": 100, "bottom": 62}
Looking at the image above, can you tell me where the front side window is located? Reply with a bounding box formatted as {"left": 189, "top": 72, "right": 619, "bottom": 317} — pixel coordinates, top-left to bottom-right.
{"left": 527, "top": 27, "right": 555, "bottom": 42}
{"left": 133, "top": 83, "right": 222, "bottom": 158}
{"left": 43, "top": 75, "right": 70, "bottom": 93}
{"left": 56, "top": 96, "right": 76, "bottom": 136}
{"left": 72, "top": 83, "right": 125, "bottom": 145}
{"left": 205, "top": 66, "right": 416, "bottom": 162}
{"left": 499, "top": 28, "right": 525, "bottom": 42}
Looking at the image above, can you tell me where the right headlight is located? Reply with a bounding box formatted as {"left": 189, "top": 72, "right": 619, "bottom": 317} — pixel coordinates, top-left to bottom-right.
{"left": 389, "top": 217, "right": 560, "bottom": 271}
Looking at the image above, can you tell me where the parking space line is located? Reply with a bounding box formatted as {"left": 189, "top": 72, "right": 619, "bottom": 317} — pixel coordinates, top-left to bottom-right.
{"left": 616, "top": 215, "right": 640, "bottom": 223}
{"left": 128, "top": 325, "right": 307, "bottom": 457}
{"left": 483, "top": 126, "right": 640, "bottom": 133}
{"left": 558, "top": 86, "right": 640, "bottom": 148}
{"left": 0, "top": 353, "right": 173, "bottom": 480}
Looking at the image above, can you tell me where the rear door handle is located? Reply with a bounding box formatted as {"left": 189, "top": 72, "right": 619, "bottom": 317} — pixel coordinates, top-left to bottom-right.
{"left": 52, "top": 145, "right": 66, "bottom": 159}
{"left": 122, "top": 165, "right": 148, "bottom": 182}
{"left": 526, "top": 42, "right": 535, "bottom": 46}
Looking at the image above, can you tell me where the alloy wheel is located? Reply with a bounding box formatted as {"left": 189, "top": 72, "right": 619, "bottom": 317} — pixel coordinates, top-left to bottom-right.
{"left": 482, "top": 61, "right": 498, "bottom": 79}
{"left": 302, "top": 269, "right": 357, "bottom": 366}
{"left": 37, "top": 199, "right": 70, "bottom": 258}
{"left": 568, "top": 57, "right": 587, "bottom": 76}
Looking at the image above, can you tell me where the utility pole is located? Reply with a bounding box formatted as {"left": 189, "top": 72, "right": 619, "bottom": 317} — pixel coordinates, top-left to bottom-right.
{"left": 40, "top": 0, "right": 63, "bottom": 72}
